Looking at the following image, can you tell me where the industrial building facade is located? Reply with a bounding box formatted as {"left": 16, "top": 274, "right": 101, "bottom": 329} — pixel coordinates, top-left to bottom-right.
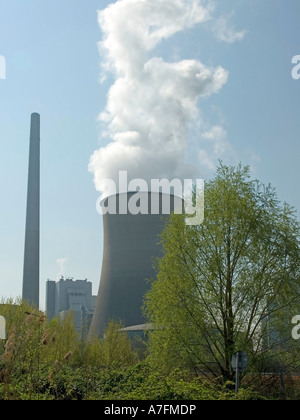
{"left": 46, "top": 277, "right": 97, "bottom": 334}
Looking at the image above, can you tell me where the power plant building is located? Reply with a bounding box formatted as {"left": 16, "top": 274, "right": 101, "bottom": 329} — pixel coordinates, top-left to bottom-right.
{"left": 89, "top": 191, "right": 182, "bottom": 338}
{"left": 46, "top": 277, "right": 97, "bottom": 333}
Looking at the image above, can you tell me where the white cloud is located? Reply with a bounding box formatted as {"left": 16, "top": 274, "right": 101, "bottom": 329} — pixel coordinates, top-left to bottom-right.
{"left": 199, "top": 125, "right": 235, "bottom": 170}
{"left": 98, "top": 0, "right": 213, "bottom": 77}
{"left": 202, "top": 125, "right": 229, "bottom": 155}
{"left": 198, "top": 149, "right": 215, "bottom": 171}
{"left": 89, "top": 0, "right": 242, "bottom": 196}
{"left": 210, "top": 13, "right": 246, "bottom": 44}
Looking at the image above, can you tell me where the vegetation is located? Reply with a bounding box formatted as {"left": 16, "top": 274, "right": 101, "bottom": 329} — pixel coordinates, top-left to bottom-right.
{"left": 0, "top": 298, "right": 269, "bottom": 401}
{"left": 1, "top": 164, "right": 300, "bottom": 400}
{"left": 0, "top": 299, "right": 140, "bottom": 400}
{"left": 145, "top": 164, "right": 300, "bottom": 384}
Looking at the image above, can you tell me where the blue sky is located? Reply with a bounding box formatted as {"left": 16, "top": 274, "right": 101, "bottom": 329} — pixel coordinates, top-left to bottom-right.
{"left": 0, "top": 0, "right": 299, "bottom": 309}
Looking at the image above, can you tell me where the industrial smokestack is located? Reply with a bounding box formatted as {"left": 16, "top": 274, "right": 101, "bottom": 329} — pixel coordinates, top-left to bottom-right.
{"left": 22, "top": 113, "right": 40, "bottom": 308}
{"left": 89, "top": 191, "right": 182, "bottom": 338}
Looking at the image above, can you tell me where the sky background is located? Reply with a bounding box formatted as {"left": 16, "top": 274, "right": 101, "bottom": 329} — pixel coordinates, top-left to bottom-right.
{"left": 0, "top": 0, "right": 299, "bottom": 310}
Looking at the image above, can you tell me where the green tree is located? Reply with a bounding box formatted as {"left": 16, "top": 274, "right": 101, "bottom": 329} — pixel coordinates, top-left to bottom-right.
{"left": 85, "top": 321, "right": 138, "bottom": 369}
{"left": 145, "top": 164, "right": 300, "bottom": 382}
{"left": 45, "top": 312, "right": 78, "bottom": 364}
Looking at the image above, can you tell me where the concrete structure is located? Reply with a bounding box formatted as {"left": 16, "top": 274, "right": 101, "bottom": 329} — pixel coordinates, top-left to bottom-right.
{"left": 22, "top": 113, "right": 40, "bottom": 308}
{"left": 89, "top": 192, "right": 182, "bottom": 338}
{"left": 46, "top": 277, "right": 97, "bottom": 333}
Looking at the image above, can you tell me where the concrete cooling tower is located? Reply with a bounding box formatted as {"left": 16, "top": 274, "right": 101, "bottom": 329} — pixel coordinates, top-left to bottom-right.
{"left": 89, "top": 191, "right": 182, "bottom": 338}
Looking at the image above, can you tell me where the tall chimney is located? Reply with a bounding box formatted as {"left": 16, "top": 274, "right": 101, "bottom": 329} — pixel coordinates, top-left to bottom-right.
{"left": 22, "top": 113, "right": 40, "bottom": 308}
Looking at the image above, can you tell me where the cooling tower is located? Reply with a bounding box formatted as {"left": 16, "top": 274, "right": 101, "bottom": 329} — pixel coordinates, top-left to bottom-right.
{"left": 89, "top": 191, "right": 182, "bottom": 338}
{"left": 22, "top": 113, "right": 40, "bottom": 308}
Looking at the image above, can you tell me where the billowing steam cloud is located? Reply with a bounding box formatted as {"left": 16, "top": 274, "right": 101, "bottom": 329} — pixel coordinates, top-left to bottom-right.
{"left": 89, "top": 0, "right": 231, "bottom": 196}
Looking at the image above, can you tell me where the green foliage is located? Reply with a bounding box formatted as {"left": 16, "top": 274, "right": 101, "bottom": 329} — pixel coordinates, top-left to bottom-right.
{"left": 0, "top": 299, "right": 79, "bottom": 399}
{"left": 85, "top": 364, "right": 265, "bottom": 401}
{"left": 0, "top": 297, "right": 293, "bottom": 400}
{"left": 145, "top": 163, "right": 300, "bottom": 382}
{"left": 0, "top": 360, "right": 266, "bottom": 400}
{"left": 0, "top": 303, "right": 140, "bottom": 400}
{"left": 84, "top": 321, "right": 139, "bottom": 369}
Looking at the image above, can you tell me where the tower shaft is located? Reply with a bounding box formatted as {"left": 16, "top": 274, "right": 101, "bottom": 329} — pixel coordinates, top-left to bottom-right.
{"left": 22, "top": 113, "right": 40, "bottom": 308}
{"left": 89, "top": 192, "right": 182, "bottom": 338}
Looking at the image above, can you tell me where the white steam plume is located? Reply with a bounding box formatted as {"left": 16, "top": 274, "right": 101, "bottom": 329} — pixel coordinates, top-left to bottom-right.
{"left": 56, "top": 258, "right": 68, "bottom": 281}
{"left": 89, "top": 0, "right": 229, "bottom": 196}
